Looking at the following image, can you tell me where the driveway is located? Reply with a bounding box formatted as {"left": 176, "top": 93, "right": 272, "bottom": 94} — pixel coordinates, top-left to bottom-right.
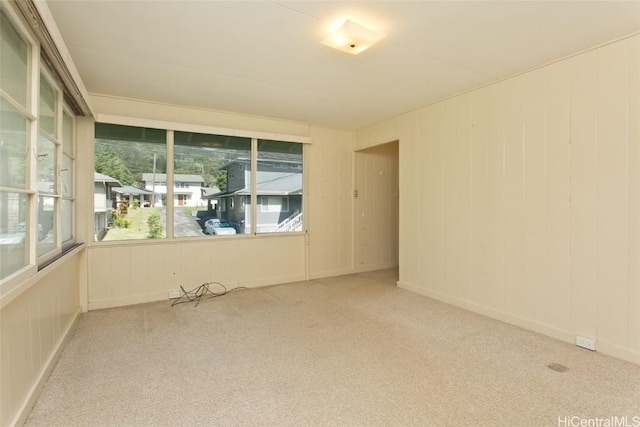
{"left": 158, "top": 207, "right": 207, "bottom": 237}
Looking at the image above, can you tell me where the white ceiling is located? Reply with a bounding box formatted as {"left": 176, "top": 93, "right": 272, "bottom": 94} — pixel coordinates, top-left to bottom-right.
{"left": 46, "top": 1, "right": 640, "bottom": 130}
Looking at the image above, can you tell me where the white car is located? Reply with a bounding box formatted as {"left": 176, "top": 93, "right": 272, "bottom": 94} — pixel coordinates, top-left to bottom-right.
{"left": 204, "top": 219, "right": 236, "bottom": 236}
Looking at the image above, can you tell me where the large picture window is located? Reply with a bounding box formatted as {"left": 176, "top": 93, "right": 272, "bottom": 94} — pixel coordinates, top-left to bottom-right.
{"left": 93, "top": 124, "right": 305, "bottom": 241}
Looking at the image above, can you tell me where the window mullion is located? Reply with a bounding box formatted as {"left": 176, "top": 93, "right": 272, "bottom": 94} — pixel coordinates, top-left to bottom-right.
{"left": 251, "top": 138, "right": 257, "bottom": 235}
{"left": 27, "top": 45, "right": 40, "bottom": 263}
{"left": 166, "top": 130, "right": 174, "bottom": 239}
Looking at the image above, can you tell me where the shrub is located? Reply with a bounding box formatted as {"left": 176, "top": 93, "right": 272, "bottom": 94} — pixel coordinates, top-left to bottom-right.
{"left": 147, "top": 212, "right": 164, "bottom": 238}
{"left": 110, "top": 209, "right": 131, "bottom": 228}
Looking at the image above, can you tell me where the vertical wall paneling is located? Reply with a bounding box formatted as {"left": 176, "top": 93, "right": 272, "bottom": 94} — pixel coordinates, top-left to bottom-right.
{"left": 443, "top": 99, "right": 459, "bottom": 296}
{"left": 455, "top": 96, "right": 472, "bottom": 299}
{"left": 431, "top": 104, "right": 445, "bottom": 293}
{"left": 569, "top": 50, "right": 599, "bottom": 340}
{"left": 470, "top": 88, "right": 489, "bottom": 305}
{"left": 544, "top": 61, "right": 571, "bottom": 331}
{"left": 398, "top": 111, "right": 422, "bottom": 285}
{"left": 420, "top": 107, "right": 433, "bottom": 288}
{"left": 503, "top": 76, "right": 526, "bottom": 316}
{"left": 1, "top": 253, "right": 81, "bottom": 426}
{"left": 486, "top": 83, "right": 506, "bottom": 311}
{"left": 628, "top": 37, "right": 640, "bottom": 353}
{"left": 357, "top": 35, "right": 640, "bottom": 363}
{"left": 523, "top": 69, "right": 547, "bottom": 322}
{"left": 596, "top": 41, "right": 629, "bottom": 349}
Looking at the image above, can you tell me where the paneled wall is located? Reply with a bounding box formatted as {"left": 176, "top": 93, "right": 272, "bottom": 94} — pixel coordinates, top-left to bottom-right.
{"left": 356, "top": 35, "right": 640, "bottom": 364}
{"left": 82, "top": 96, "right": 355, "bottom": 309}
{"left": 307, "top": 126, "right": 355, "bottom": 278}
{"left": 0, "top": 250, "right": 82, "bottom": 426}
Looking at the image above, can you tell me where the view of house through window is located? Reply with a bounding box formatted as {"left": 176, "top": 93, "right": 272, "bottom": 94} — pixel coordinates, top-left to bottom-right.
{"left": 174, "top": 131, "right": 251, "bottom": 238}
{"left": 94, "top": 123, "right": 167, "bottom": 241}
{"left": 256, "top": 139, "right": 303, "bottom": 233}
{"left": 93, "top": 124, "right": 304, "bottom": 241}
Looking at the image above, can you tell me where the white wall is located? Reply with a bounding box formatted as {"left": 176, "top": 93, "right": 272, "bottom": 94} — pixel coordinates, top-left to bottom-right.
{"left": 81, "top": 95, "right": 355, "bottom": 309}
{"left": 356, "top": 35, "right": 640, "bottom": 365}
{"left": 0, "top": 250, "right": 82, "bottom": 427}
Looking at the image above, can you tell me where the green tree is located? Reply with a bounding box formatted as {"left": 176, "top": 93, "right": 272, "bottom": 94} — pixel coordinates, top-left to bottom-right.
{"left": 95, "top": 144, "right": 134, "bottom": 185}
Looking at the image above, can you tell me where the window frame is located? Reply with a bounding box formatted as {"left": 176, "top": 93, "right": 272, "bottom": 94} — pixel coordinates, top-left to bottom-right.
{"left": 0, "top": 3, "right": 78, "bottom": 291}
{"left": 92, "top": 115, "right": 309, "bottom": 243}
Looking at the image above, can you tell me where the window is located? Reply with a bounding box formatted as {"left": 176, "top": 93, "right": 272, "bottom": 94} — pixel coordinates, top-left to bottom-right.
{"left": 256, "top": 139, "right": 303, "bottom": 233}
{"left": 1, "top": 6, "right": 77, "bottom": 284}
{"left": 1, "top": 9, "right": 31, "bottom": 281}
{"left": 94, "top": 123, "right": 167, "bottom": 241}
{"left": 174, "top": 131, "right": 250, "bottom": 237}
{"left": 260, "top": 196, "right": 289, "bottom": 213}
{"left": 93, "top": 124, "right": 304, "bottom": 241}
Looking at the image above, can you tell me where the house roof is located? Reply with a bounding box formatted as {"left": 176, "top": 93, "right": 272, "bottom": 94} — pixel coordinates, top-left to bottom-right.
{"left": 140, "top": 173, "right": 204, "bottom": 183}
{"left": 112, "top": 186, "right": 153, "bottom": 196}
{"left": 46, "top": 1, "right": 640, "bottom": 130}
{"left": 203, "top": 172, "right": 302, "bottom": 199}
{"left": 94, "top": 172, "right": 121, "bottom": 184}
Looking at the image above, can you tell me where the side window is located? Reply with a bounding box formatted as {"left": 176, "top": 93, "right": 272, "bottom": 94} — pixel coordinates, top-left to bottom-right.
{"left": 0, "top": 9, "right": 30, "bottom": 280}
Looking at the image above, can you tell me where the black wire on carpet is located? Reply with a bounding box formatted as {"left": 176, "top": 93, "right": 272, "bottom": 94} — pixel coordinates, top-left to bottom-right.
{"left": 170, "top": 282, "right": 246, "bottom": 307}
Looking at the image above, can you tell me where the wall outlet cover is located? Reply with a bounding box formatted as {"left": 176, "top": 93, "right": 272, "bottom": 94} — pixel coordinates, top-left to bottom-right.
{"left": 576, "top": 336, "right": 596, "bottom": 351}
{"left": 169, "top": 290, "right": 181, "bottom": 299}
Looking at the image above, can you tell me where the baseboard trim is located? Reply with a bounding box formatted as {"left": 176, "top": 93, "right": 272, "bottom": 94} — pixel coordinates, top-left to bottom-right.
{"left": 12, "top": 306, "right": 82, "bottom": 427}
{"left": 309, "top": 268, "right": 355, "bottom": 280}
{"left": 397, "top": 280, "right": 574, "bottom": 342}
{"left": 88, "top": 273, "right": 308, "bottom": 311}
{"left": 397, "top": 280, "right": 640, "bottom": 366}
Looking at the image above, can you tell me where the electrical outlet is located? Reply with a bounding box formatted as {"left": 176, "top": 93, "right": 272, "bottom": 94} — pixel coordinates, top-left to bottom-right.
{"left": 169, "top": 290, "right": 181, "bottom": 299}
{"left": 576, "top": 336, "right": 596, "bottom": 351}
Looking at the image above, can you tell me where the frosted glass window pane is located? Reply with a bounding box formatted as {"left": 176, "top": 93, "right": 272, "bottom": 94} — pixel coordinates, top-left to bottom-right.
{"left": 37, "top": 134, "right": 56, "bottom": 194}
{"left": 0, "top": 192, "right": 28, "bottom": 280}
{"left": 37, "top": 196, "right": 55, "bottom": 256}
{"left": 39, "top": 77, "right": 56, "bottom": 136}
{"left": 0, "top": 98, "right": 28, "bottom": 189}
{"left": 0, "top": 10, "right": 29, "bottom": 108}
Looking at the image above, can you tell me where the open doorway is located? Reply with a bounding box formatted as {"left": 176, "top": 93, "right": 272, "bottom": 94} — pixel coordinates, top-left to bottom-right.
{"left": 353, "top": 141, "right": 399, "bottom": 271}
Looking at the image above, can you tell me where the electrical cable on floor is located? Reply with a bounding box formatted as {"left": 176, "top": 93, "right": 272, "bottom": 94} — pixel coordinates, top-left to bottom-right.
{"left": 170, "top": 281, "right": 246, "bottom": 307}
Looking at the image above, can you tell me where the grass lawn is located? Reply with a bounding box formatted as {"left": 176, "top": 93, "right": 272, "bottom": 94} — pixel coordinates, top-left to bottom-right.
{"left": 103, "top": 207, "right": 166, "bottom": 241}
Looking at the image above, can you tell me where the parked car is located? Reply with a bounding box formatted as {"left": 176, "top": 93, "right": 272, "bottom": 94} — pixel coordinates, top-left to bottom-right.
{"left": 204, "top": 219, "right": 237, "bottom": 236}
{"left": 17, "top": 222, "right": 45, "bottom": 240}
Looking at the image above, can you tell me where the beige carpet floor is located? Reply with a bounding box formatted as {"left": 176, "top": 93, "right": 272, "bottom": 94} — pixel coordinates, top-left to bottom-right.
{"left": 26, "top": 269, "right": 640, "bottom": 426}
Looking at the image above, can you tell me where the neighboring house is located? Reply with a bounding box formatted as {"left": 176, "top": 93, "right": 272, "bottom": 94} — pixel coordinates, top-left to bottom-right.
{"left": 140, "top": 173, "right": 205, "bottom": 207}
{"left": 204, "top": 157, "right": 303, "bottom": 233}
{"left": 94, "top": 172, "right": 121, "bottom": 241}
{"left": 112, "top": 186, "right": 153, "bottom": 208}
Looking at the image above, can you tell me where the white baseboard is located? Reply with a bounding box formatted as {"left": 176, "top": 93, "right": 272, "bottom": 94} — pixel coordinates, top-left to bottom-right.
{"left": 88, "top": 273, "right": 308, "bottom": 311}
{"left": 397, "top": 280, "right": 640, "bottom": 366}
{"left": 12, "top": 306, "right": 82, "bottom": 427}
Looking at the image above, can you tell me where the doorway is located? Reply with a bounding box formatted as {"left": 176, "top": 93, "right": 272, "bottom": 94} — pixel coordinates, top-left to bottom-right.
{"left": 354, "top": 141, "right": 399, "bottom": 271}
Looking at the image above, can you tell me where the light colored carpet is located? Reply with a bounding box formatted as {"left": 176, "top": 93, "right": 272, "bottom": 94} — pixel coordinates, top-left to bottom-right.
{"left": 26, "top": 269, "right": 640, "bottom": 426}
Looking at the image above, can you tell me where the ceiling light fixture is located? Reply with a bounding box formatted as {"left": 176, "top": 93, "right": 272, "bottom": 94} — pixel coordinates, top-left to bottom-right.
{"left": 321, "top": 19, "right": 383, "bottom": 55}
